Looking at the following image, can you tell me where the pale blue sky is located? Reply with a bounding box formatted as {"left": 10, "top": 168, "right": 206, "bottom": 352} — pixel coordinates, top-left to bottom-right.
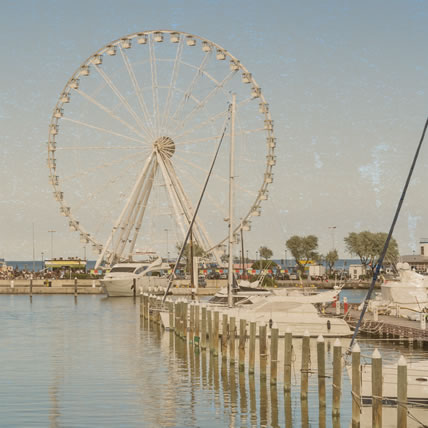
{"left": 1, "top": 0, "right": 428, "bottom": 260}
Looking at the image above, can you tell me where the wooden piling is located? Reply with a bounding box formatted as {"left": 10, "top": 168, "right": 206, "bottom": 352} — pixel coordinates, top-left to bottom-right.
{"left": 221, "top": 314, "right": 228, "bottom": 359}
{"left": 201, "top": 305, "right": 207, "bottom": 350}
{"left": 284, "top": 327, "right": 292, "bottom": 392}
{"left": 239, "top": 319, "right": 246, "bottom": 372}
{"left": 194, "top": 303, "right": 200, "bottom": 347}
{"left": 182, "top": 301, "right": 188, "bottom": 339}
{"left": 372, "top": 348, "right": 382, "bottom": 428}
{"left": 249, "top": 321, "right": 256, "bottom": 375}
{"left": 332, "top": 338, "right": 342, "bottom": 418}
{"left": 132, "top": 278, "right": 136, "bottom": 299}
{"left": 317, "top": 335, "right": 326, "bottom": 408}
{"left": 74, "top": 277, "right": 78, "bottom": 297}
{"left": 213, "top": 311, "right": 219, "bottom": 356}
{"left": 189, "top": 302, "right": 194, "bottom": 343}
{"left": 259, "top": 324, "right": 267, "bottom": 379}
{"left": 397, "top": 355, "right": 407, "bottom": 428}
{"left": 207, "top": 310, "right": 212, "bottom": 351}
{"left": 301, "top": 331, "right": 310, "bottom": 399}
{"left": 29, "top": 277, "right": 33, "bottom": 296}
{"left": 270, "top": 325, "right": 279, "bottom": 385}
{"left": 168, "top": 299, "right": 174, "bottom": 331}
{"left": 229, "top": 316, "right": 236, "bottom": 365}
{"left": 352, "top": 342, "right": 361, "bottom": 428}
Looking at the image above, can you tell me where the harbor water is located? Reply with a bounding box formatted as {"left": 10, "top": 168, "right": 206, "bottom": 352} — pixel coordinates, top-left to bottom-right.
{"left": 0, "top": 292, "right": 427, "bottom": 427}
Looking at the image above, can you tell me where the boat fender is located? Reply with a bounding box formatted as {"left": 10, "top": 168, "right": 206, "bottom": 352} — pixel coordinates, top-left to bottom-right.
{"left": 269, "top": 319, "right": 273, "bottom": 329}
{"left": 327, "top": 320, "right": 331, "bottom": 331}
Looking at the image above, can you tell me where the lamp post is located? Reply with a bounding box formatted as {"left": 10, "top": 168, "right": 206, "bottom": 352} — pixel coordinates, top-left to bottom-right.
{"left": 48, "top": 230, "right": 56, "bottom": 259}
{"left": 328, "top": 226, "right": 336, "bottom": 250}
{"left": 164, "top": 228, "right": 169, "bottom": 263}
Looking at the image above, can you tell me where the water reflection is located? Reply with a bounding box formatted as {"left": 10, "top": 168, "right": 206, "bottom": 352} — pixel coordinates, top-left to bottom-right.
{"left": 1, "top": 295, "right": 427, "bottom": 427}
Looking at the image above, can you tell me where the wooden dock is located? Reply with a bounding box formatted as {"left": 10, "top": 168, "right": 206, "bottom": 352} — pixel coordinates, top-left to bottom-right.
{"left": 326, "top": 304, "right": 428, "bottom": 347}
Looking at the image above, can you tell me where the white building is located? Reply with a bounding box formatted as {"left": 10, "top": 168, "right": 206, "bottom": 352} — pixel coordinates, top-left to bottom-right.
{"left": 349, "top": 264, "right": 366, "bottom": 280}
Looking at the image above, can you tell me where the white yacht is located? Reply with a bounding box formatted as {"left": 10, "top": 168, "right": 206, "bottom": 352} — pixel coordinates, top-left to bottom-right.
{"left": 101, "top": 256, "right": 169, "bottom": 297}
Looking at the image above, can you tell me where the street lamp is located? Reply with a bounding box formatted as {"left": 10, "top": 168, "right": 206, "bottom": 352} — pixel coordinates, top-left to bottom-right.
{"left": 328, "top": 226, "right": 336, "bottom": 250}
{"left": 48, "top": 230, "right": 56, "bottom": 259}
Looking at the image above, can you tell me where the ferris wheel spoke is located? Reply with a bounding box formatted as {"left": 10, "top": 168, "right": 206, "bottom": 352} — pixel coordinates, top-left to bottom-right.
{"left": 175, "top": 127, "right": 265, "bottom": 147}
{"left": 160, "top": 39, "right": 184, "bottom": 132}
{"left": 149, "top": 36, "right": 161, "bottom": 137}
{"left": 170, "top": 51, "right": 212, "bottom": 125}
{"left": 74, "top": 88, "right": 147, "bottom": 140}
{"left": 93, "top": 64, "right": 151, "bottom": 139}
{"left": 61, "top": 150, "right": 147, "bottom": 185}
{"left": 173, "top": 108, "right": 229, "bottom": 142}
{"left": 61, "top": 117, "right": 148, "bottom": 146}
{"left": 171, "top": 69, "right": 237, "bottom": 135}
{"left": 118, "top": 46, "right": 155, "bottom": 139}
{"left": 173, "top": 153, "right": 258, "bottom": 197}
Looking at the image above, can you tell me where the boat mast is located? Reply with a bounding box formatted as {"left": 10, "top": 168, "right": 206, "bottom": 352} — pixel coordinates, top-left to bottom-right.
{"left": 227, "top": 94, "right": 236, "bottom": 308}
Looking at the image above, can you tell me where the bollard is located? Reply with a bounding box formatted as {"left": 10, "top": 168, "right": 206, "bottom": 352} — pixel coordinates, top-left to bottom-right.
{"left": 373, "top": 306, "right": 379, "bottom": 322}
{"left": 317, "top": 335, "right": 326, "bottom": 408}
{"left": 249, "top": 321, "right": 256, "bottom": 374}
{"left": 201, "top": 305, "right": 207, "bottom": 350}
{"left": 351, "top": 343, "right": 361, "bottom": 428}
{"left": 74, "top": 277, "right": 78, "bottom": 297}
{"left": 221, "top": 314, "right": 228, "bottom": 359}
{"left": 229, "top": 316, "right": 236, "bottom": 365}
{"left": 284, "top": 328, "right": 292, "bottom": 392}
{"left": 332, "top": 338, "right": 342, "bottom": 418}
{"left": 301, "top": 331, "right": 310, "bottom": 399}
{"left": 372, "top": 348, "right": 382, "bottom": 428}
{"left": 238, "top": 319, "right": 246, "bottom": 372}
{"left": 270, "top": 325, "right": 279, "bottom": 385}
{"left": 335, "top": 298, "right": 341, "bottom": 315}
{"left": 397, "top": 355, "right": 407, "bottom": 428}
{"left": 421, "top": 313, "right": 426, "bottom": 330}
{"left": 259, "top": 323, "right": 267, "bottom": 379}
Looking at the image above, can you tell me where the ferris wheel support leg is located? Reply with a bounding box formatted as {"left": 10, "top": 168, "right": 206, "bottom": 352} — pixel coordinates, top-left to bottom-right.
{"left": 161, "top": 155, "right": 219, "bottom": 261}
{"left": 95, "top": 152, "right": 155, "bottom": 269}
{"left": 155, "top": 151, "right": 188, "bottom": 241}
{"left": 117, "top": 160, "right": 158, "bottom": 258}
{"left": 127, "top": 163, "right": 157, "bottom": 258}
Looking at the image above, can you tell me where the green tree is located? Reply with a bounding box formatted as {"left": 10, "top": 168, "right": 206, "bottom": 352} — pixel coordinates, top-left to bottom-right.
{"left": 259, "top": 246, "right": 273, "bottom": 260}
{"left": 286, "top": 235, "right": 319, "bottom": 274}
{"left": 344, "top": 231, "right": 399, "bottom": 272}
{"left": 325, "top": 249, "right": 339, "bottom": 273}
{"left": 175, "top": 241, "right": 205, "bottom": 273}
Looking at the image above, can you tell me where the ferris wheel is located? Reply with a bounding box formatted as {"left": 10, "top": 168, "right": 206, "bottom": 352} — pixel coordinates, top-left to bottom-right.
{"left": 47, "top": 30, "right": 276, "bottom": 268}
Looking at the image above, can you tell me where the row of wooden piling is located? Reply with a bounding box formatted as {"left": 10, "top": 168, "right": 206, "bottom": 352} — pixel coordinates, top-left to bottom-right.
{"left": 140, "top": 294, "right": 411, "bottom": 428}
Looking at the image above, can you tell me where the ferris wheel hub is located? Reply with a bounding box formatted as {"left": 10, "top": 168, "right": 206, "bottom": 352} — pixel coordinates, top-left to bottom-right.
{"left": 153, "top": 136, "right": 175, "bottom": 158}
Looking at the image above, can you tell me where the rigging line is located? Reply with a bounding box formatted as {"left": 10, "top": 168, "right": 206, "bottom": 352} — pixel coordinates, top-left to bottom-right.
{"left": 173, "top": 161, "right": 227, "bottom": 218}
{"left": 162, "top": 105, "right": 232, "bottom": 303}
{"left": 92, "top": 63, "right": 151, "bottom": 139}
{"left": 349, "top": 115, "right": 428, "bottom": 351}
{"left": 118, "top": 45, "right": 156, "bottom": 139}
{"left": 61, "top": 117, "right": 147, "bottom": 145}
{"left": 74, "top": 88, "right": 147, "bottom": 141}
{"left": 160, "top": 38, "right": 184, "bottom": 131}
{"left": 170, "top": 69, "right": 238, "bottom": 135}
